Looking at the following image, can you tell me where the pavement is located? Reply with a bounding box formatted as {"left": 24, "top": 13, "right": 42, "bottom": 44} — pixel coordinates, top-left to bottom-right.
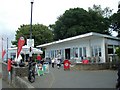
{"left": 0, "top": 62, "right": 13, "bottom": 89}
{"left": 22, "top": 64, "right": 117, "bottom": 88}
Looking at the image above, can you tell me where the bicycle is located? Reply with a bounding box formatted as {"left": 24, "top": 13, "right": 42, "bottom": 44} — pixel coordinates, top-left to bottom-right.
{"left": 28, "top": 62, "right": 36, "bottom": 83}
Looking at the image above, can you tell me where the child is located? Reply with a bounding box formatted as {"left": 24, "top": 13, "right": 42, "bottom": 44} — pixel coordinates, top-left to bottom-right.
{"left": 56, "top": 59, "right": 60, "bottom": 69}
{"left": 38, "top": 64, "right": 44, "bottom": 76}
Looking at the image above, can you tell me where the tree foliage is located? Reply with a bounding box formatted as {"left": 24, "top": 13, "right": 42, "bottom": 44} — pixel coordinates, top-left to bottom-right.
{"left": 116, "top": 47, "right": 120, "bottom": 59}
{"left": 110, "top": 12, "right": 120, "bottom": 37}
{"left": 12, "top": 24, "right": 54, "bottom": 46}
{"left": 88, "top": 4, "right": 113, "bottom": 18}
{"left": 52, "top": 6, "right": 111, "bottom": 40}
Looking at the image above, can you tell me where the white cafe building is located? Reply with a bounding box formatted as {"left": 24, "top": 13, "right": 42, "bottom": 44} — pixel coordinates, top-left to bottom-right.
{"left": 37, "top": 32, "right": 120, "bottom": 63}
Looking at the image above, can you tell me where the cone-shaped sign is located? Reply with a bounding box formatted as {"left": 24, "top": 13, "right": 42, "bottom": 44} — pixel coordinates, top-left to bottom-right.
{"left": 17, "top": 37, "right": 25, "bottom": 58}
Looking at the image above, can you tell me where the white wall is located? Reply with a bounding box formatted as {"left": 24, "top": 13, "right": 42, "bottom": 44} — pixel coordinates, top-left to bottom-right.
{"left": 107, "top": 39, "right": 120, "bottom": 45}
{"left": 45, "top": 36, "right": 105, "bottom": 62}
{"left": 44, "top": 36, "right": 120, "bottom": 63}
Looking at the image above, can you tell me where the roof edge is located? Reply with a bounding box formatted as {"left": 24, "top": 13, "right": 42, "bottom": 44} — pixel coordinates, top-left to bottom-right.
{"left": 36, "top": 32, "right": 120, "bottom": 48}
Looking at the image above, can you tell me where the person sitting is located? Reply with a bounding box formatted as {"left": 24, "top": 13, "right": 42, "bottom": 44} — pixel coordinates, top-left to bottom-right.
{"left": 19, "top": 59, "right": 25, "bottom": 67}
{"left": 38, "top": 64, "right": 44, "bottom": 76}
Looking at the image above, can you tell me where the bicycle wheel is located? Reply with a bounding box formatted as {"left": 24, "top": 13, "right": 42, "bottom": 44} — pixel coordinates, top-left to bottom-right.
{"left": 28, "top": 72, "right": 35, "bottom": 83}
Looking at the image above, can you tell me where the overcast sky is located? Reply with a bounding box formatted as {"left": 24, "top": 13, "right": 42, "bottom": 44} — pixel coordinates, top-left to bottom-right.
{"left": 0, "top": 0, "right": 120, "bottom": 47}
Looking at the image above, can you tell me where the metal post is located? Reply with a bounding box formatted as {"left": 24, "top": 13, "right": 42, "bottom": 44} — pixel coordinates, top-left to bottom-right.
{"left": 2, "top": 37, "right": 3, "bottom": 60}
{"left": 30, "top": 1, "right": 34, "bottom": 39}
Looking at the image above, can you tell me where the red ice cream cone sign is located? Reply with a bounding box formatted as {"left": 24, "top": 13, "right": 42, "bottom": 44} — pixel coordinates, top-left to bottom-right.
{"left": 17, "top": 37, "right": 25, "bottom": 58}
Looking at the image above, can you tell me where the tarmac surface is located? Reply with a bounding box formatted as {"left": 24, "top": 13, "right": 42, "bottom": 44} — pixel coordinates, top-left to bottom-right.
{"left": 22, "top": 64, "right": 117, "bottom": 88}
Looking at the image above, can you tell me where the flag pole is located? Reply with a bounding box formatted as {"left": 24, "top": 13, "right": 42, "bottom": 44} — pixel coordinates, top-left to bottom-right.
{"left": 7, "top": 38, "right": 8, "bottom": 61}
{"left": 2, "top": 37, "right": 3, "bottom": 60}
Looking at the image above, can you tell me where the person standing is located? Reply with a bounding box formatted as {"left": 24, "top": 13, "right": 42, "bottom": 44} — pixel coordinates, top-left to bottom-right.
{"left": 57, "top": 53, "right": 62, "bottom": 67}
{"left": 51, "top": 58, "right": 55, "bottom": 68}
{"left": 36, "top": 54, "right": 42, "bottom": 64}
{"left": 7, "top": 58, "right": 12, "bottom": 84}
{"left": 56, "top": 59, "right": 60, "bottom": 69}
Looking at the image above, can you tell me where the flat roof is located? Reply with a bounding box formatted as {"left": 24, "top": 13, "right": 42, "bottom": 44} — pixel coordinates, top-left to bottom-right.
{"left": 36, "top": 32, "right": 120, "bottom": 48}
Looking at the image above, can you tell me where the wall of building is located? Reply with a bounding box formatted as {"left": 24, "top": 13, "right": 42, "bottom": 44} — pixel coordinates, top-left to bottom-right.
{"left": 45, "top": 36, "right": 106, "bottom": 63}
{"left": 44, "top": 35, "right": 120, "bottom": 63}
{"left": 107, "top": 39, "right": 120, "bottom": 45}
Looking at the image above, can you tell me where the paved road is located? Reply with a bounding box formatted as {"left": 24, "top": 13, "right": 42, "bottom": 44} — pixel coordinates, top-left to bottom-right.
{"left": 23, "top": 65, "right": 117, "bottom": 88}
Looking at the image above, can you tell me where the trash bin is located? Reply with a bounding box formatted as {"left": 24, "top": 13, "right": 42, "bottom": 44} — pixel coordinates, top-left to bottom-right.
{"left": 64, "top": 59, "right": 71, "bottom": 70}
{"left": 43, "top": 62, "right": 49, "bottom": 73}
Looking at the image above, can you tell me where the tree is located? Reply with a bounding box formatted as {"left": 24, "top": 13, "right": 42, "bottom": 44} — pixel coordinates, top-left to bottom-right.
{"left": 52, "top": 7, "right": 111, "bottom": 40}
{"left": 88, "top": 4, "right": 113, "bottom": 18}
{"left": 116, "top": 47, "right": 120, "bottom": 59}
{"left": 110, "top": 13, "right": 120, "bottom": 37}
{"left": 88, "top": 5, "right": 112, "bottom": 35}
{"left": 12, "top": 24, "right": 54, "bottom": 46}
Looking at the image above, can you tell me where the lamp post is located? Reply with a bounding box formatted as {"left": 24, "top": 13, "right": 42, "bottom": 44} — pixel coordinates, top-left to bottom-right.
{"left": 29, "top": 0, "right": 34, "bottom": 60}
{"left": 28, "top": 1, "right": 34, "bottom": 82}
{"left": 30, "top": 0, "right": 34, "bottom": 39}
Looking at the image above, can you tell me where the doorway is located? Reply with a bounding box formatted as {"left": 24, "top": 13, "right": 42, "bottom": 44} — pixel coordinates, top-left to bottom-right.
{"left": 65, "top": 48, "right": 70, "bottom": 59}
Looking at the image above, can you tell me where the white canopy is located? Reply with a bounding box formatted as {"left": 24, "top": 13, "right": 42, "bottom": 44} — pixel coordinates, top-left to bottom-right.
{"left": 9, "top": 45, "right": 43, "bottom": 62}
{"left": 8, "top": 45, "right": 43, "bottom": 54}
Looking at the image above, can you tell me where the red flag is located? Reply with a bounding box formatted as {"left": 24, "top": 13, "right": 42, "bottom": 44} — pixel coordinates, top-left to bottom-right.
{"left": 17, "top": 37, "right": 25, "bottom": 58}
{"left": 2, "top": 38, "right": 6, "bottom": 59}
{"left": 2, "top": 49, "right": 6, "bottom": 59}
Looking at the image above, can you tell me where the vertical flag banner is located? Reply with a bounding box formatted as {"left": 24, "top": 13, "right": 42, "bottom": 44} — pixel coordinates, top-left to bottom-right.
{"left": 17, "top": 37, "right": 25, "bottom": 58}
{"left": 2, "top": 38, "right": 6, "bottom": 60}
{"left": 2, "top": 49, "right": 6, "bottom": 59}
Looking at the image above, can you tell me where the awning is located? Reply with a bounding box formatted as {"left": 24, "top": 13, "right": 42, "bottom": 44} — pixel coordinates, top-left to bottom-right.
{"left": 8, "top": 45, "right": 43, "bottom": 54}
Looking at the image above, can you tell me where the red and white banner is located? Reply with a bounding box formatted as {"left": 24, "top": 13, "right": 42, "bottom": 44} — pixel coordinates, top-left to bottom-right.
{"left": 2, "top": 38, "right": 6, "bottom": 59}
{"left": 17, "top": 37, "right": 25, "bottom": 58}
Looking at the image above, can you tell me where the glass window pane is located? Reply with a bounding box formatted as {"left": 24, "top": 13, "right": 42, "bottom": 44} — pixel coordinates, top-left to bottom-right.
{"left": 75, "top": 48, "right": 78, "bottom": 58}
{"left": 91, "top": 47, "right": 94, "bottom": 56}
{"left": 108, "top": 48, "right": 113, "bottom": 54}
{"left": 70, "top": 48, "right": 73, "bottom": 59}
{"left": 83, "top": 47, "right": 86, "bottom": 57}
{"left": 99, "top": 47, "right": 101, "bottom": 56}
{"left": 79, "top": 48, "right": 82, "bottom": 57}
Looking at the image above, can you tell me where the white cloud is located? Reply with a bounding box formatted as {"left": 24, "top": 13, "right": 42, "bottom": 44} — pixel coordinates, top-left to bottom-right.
{"left": 0, "top": 0, "right": 119, "bottom": 44}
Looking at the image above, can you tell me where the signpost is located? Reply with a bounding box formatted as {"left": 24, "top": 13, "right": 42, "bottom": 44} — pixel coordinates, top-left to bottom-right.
{"left": 27, "top": 39, "right": 34, "bottom": 47}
